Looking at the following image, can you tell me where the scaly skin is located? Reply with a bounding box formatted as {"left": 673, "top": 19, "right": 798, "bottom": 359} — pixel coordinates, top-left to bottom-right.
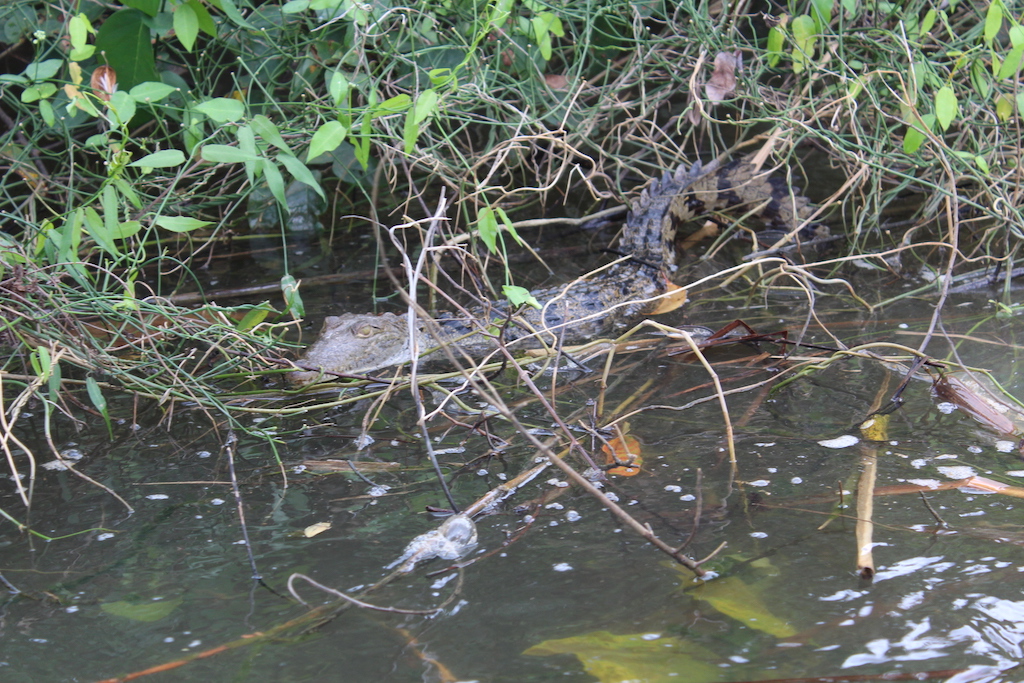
{"left": 290, "top": 159, "right": 823, "bottom": 384}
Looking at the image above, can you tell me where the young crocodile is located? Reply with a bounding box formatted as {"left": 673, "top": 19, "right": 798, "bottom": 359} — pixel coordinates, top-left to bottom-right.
{"left": 289, "top": 158, "right": 822, "bottom": 384}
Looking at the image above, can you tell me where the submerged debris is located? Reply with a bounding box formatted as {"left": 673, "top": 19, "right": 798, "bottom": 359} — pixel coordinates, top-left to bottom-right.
{"left": 386, "top": 514, "right": 479, "bottom": 573}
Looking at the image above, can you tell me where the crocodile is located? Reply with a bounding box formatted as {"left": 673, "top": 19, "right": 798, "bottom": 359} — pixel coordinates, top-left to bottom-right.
{"left": 289, "top": 158, "right": 824, "bottom": 384}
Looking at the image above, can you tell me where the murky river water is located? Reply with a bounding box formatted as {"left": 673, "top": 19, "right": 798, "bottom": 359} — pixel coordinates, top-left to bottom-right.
{"left": 3, "top": 230, "right": 1024, "bottom": 682}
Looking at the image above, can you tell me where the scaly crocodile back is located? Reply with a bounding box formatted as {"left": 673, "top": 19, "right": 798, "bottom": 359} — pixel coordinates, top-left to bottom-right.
{"left": 290, "top": 157, "right": 824, "bottom": 382}
{"left": 618, "top": 161, "right": 716, "bottom": 267}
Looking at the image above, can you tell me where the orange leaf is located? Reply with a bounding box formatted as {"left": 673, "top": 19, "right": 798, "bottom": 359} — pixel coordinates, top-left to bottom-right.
{"left": 650, "top": 283, "right": 688, "bottom": 315}
{"left": 603, "top": 434, "right": 643, "bottom": 476}
{"left": 91, "top": 65, "right": 117, "bottom": 102}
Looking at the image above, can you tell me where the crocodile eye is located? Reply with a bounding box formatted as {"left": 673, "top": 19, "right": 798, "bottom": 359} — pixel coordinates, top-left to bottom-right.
{"left": 354, "top": 324, "right": 375, "bottom": 338}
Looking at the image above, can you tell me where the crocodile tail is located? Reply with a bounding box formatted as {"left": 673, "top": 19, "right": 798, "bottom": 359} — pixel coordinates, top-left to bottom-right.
{"left": 620, "top": 161, "right": 717, "bottom": 268}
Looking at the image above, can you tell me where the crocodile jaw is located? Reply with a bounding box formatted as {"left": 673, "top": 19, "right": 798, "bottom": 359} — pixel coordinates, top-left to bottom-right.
{"left": 289, "top": 312, "right": 415, "bottom": 385}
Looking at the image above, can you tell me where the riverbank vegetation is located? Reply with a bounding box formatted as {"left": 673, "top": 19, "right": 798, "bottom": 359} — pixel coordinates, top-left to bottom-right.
{"left": 2, "top": 0, "right": 1023, "bottom": 532}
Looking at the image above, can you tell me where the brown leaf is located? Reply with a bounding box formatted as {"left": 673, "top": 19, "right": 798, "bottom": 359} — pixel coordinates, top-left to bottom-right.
{"left": 301, "top": 459, "right": 401, "bottom": 474}
{"left": 649, "top": 282, "right": 688, "bottom": 315}
{"left": 544, "top": 74, "right": 569, "bottom": 90}
{"left": 91, "top": 65, "right": 117, "bottom": 102}
{"left": 303, "top": 522, "right": 332, "bottom": 538}
{"left": 705, "top": 50, "right": 742, "bottom": 103}
{"left": 603, "top": 434, "right": 643, "bottom": 476}
{"left": 933, "top": 374, "right": 1021, "bottom": 437}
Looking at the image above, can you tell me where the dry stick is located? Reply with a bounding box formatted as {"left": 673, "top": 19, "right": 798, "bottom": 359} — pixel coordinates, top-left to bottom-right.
{"left": 391, "top": 190, "right": 460, "bottom": 512}
{"left": 0, "top": 372, "right": 42, "bottom": 507}
{"left": 393, "top": 626, "right": 461, "bottom": 683}
{"left": 918, "top": 491, "right": 949, "bottom": 528}
{"left": 224, "top": 431, "right": 261, "bottom": 581}
{"left": 855, "top": 446, "right": 877, "bottom": 580}
{"left": 287, "top": 572, "right": 456, "bottom": 616}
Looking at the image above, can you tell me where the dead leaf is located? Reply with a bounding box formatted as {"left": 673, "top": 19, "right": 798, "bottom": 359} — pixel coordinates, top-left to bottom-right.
{"left": 301, "top": 459, "right": 401, "bottom": 474}
{"left": 91, "top": 65, "right": 117, "bottom": 102}
{"left": 859, "top": 413, "right": 889, "bottom": 441}
{"left": 693, "top": 575, "right": 797, "bottom": 638}
{"left": 649, "top": 283, "right": 688, "bottom": 315}
{"left": 303, "top": 522, "right": 332, "bottom": 537}
{"left": 524, "top": 630, "right": 722, "bottom": 683}
{"left": 705, "top": 50, "right": 742, "bottom": 103}
{"left": 933, "top": 373, "right": 1023, "bottom": 437}
{"left": 544, "top": 74, "right": 569, "bottom": 90}
{"left": 603, "top": 433, "right": 643, "bottom": 476}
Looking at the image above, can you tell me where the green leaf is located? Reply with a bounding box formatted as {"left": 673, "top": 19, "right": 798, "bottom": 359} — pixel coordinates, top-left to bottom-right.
{"left": 108, "top": 91, "right": 137, "bottom": 126}
{"left": 934, "top": 86, "right": 958, "bottom": 130}
{"left": 996, "top": 93, "right": 1014, "bottom": 121}
{"left": 919, "top": 9, "right": 937, "bottom": 37}
{"left": 236, "top": 124, "right": 258, "bottom": 184}
{"left": 21, "top": 83, "right": 56, "bottom": 103}
{"left": 251, "top": 115, "right": 291, "bottom": 153}
{"left": 194, "top": 97, "right": 245, "bottom": 123}
{"left": 83, "top": 207, "right": 118, "bottom": 258}
{"left": 971, "top": 59, "right": 991, "bottom": 99}
{"left": 235, "top": 306, "right": 272, "bottom": 332}
{"left": 86, "top": 375, "right": 112, "bottom": 438}
{"left": 277, "top": 154, "right": 325, "bottom": 199}
{"left": 216, "top": 0, "right": 255, "bottom": 28}
{"left": 23, "top": 59, "right": 62, "bottom": 82}
{"left": 997, "top": 45, "right": 1024, "bottom": 80}
{"left": 403, "top": 115, "right": 419, "bottom": 155}
{"left": 113, "top": 220, "right": 142, "bottom": 239}
{"left": 101, "top": 185, "right": 119, "bottom": 240}
{"left": 201, "top": 144, "right": 259, "bottom": 164}
{"left": 71, "top": 44, "right": 95, "bottom": 62}
{"left": 188, "top": 0, "right": 218, "bottom": 37}
{"left": 101, "top": 599, "right": 182, "bottom": 622}
{"left": 809, "top": 0, "right": 832, "bottom": 30}
{"left": 376, "top": 93, "right": 412, "bottom": 115}
{"left": 121, "top": 0, "right": 160, "bottom": 16}
{"left": 69, "top": 14, "right": 92, "bottom": 52}
{"left": 766, "top": 26, "right": 784, "bottom": 67}
{"left": 975, "top": 155, "right": 991, "bottom": 175}
{"left": 352, "top": 109, "right": 372, "bottom": 170}
{"left": 262, "top": 160, "right": 288, "bottom": 209}
{"left": 129, "top": 81, "right": 177, "bottom": 103}
{"left": 1018, "top": 92, "right": 1024, "bottom": 119}
{"left": 38, "top": 99, "right": 55, "bottom": 127}
{"left": 30, "top": 346, "right": 52, "bottom": 381}
{"left": 282, "top": 0, "right": 311, "bottom": 13}
{"left": 327, "top": 70, "right": 350, "bottom": 107}
{"left": 130, "top": 149, "right": 186, "bottom": 168}
{"left": 281, "top": 274, "right": 304, "bottom": 318}
{"left": 494, "top": 207, "right": 525, "bottom": 246}
{"left": 94, "top": 9, "right": 158, "bottom": 91}
{"left": 791, "top": 14, "right": 817, "bottom": 73}
{"left": 903, "top": 113, "right": 935, "bottom": 154}
{"left": 503, "top": 285, "right": 540, "bottom": 309}
{"left": 477, "top": 207, "right": 498, "bottom": 253}
{"left": 308, "top": 121, "right": 348, "bottom": 162}
{"left": 411, "top": 89, "right": 438, "bottom": 126}
{"left": 29, "top": 344, "right": 52, "bottom": 382}
{"left": 113, "top": 178, "right": 143, "bottom": 209}
{"left": 174, "top": 3, "right": 199, "bottom": 51}
{"left": 1011, "top": 25, "right": 1024, "bottom": 48}
{"left": 984, "top": 1, "right": 1003, "bottom": 46}
{"left": 524, "top": 631, "right": 722, "bottom": 683}
{"left": 532, "top": 13, "right": 563, "bottom": 61}
{"left": 694, "top": 576, "right": 798, "bottom": 638}
{"left": 155, "top": 216, "right": 214, "bottom": 232}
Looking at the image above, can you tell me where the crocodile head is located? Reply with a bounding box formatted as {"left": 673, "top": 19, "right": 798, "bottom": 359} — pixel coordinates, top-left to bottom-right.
{"left": 289, "top": 312, "right": 414, "bottom": 385}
